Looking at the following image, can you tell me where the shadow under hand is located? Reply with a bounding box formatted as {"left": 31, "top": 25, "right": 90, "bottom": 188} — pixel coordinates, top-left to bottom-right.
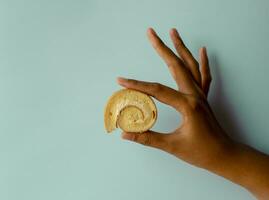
{"left": 208, "top": 54, "right": 248, "bottom": 143}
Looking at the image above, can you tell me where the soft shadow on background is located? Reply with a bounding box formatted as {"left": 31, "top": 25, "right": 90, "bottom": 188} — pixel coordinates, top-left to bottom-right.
{"left": 209, "top": 54, "right": 248, "bottom": 143}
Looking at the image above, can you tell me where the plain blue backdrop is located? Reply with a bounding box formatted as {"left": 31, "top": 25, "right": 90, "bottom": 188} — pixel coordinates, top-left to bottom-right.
{"left": 1, "top": 0, "right": 269, "bottom": 199}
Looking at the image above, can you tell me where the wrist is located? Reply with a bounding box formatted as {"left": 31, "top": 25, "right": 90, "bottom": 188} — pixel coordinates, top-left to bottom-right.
{"left": 205, "top": 141, "right": 269, "bottom": 199}
{"left": 203, "top": 138, "right": 239, "bottom": 173}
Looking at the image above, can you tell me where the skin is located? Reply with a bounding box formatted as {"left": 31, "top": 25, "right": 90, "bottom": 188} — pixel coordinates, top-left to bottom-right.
{"left": 117, "top": 28, "right": 269, "bottom": 199}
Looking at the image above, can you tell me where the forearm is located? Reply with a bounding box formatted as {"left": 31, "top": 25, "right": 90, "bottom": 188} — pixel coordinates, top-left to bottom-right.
{"left": 208, "top": 142, "right": 269, "bottom": 199}
{"left": 117, "top": 27, "right": 269, "bottom": 199}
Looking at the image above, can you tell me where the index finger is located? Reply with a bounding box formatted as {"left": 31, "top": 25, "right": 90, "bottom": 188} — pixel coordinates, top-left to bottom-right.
{"left": 147, "top": 28, "right": 196, "bottom": 94}
{"left": 117, "top": 77, "right": 187, "bottom": 113}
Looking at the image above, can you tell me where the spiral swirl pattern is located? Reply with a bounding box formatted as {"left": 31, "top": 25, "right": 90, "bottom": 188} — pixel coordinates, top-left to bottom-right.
{"left": 104, "top": 89, "right": 157, "bottom": 133}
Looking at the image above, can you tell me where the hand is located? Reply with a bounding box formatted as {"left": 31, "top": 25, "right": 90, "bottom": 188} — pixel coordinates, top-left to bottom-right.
{"left": 117, "top": 28, "right": 269, "bottom": 199}
{"left": 117, "top": 28, "right": 234, "bottom": 169}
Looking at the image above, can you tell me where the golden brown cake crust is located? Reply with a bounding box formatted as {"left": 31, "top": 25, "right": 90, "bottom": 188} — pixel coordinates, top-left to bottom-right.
{"left": 104, "top": 89, "right": 157, "bottom": 133}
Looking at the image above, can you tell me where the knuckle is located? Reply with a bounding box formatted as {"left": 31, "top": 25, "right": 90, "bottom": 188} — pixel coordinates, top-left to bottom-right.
{"left": 174, "top": 40, "right": 182, "bottom": 48}
{"left": 179, "top": 40, "right": 186, "bottom": 48}
{"left": 152, "top": 82, "right": 163, "bottom": 93}
{"left": 167, "top": 59, "right": 179, "bottom": 68}
{"left": 167, "top": 57, "right": 182, "bottom": 68}
{"left": 186, "top": 96, "right": 204, "bottom": 111}
{"left": 140, "top": 133, "right": 151, "bottom": 146}
{"left": 175, "top": 58, "right": 183, "bottom": 66}
{"left": 175, "top": 94, "right": 188, "bottom": 109}
{"left": 191, "top": 59, "right": 199, "bottom": 68}
{"left": 153, "top": 39, "right": 164, "bottom": 48}
{"left": 133, "top": 134, "right": 139, "bottom": 142}
{"left": 131, "top": 79, "right": 139, "bottom": 85}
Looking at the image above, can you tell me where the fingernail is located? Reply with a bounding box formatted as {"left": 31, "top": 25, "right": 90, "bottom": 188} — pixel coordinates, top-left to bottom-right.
{"left": 199, "top": 47, "right": 203, "bottom": 54}
{"left": 170, "top": 28, "right": 179, "bottom": 36}
{"left": 171, "top": 28, "right": 177, "bottom": 33}
{"left": 121, "top": 132, "right": 134, "bottom": 141}
{"left": 147, "top": 27, "right": 156, "bottom": 36}
{"left": 117, "top": 77, "right": 128, "bottom": 85}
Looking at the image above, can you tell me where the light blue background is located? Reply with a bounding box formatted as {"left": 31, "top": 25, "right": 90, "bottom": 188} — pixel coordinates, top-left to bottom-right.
{"left": 1, "top": 0, "right": 269, "bottom": 199}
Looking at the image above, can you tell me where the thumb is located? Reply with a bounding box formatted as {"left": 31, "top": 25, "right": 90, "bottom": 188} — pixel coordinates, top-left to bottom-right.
{"left": 121, "top": 130, "right": 169, "bottom": 151}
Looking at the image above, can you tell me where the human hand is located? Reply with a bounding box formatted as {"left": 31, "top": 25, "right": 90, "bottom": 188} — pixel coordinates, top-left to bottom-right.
{"left": 117, "top": 28, "right": 234, "bottom": 170}
{"left": 117, "top": 28, "right": 269, "bottom": 199}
